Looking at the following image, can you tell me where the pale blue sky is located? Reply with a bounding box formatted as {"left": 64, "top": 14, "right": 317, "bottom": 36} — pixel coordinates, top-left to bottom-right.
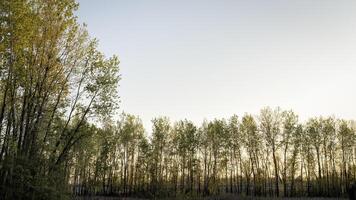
{"left": 77, "top": 0, "right": 356, "bottom": 129}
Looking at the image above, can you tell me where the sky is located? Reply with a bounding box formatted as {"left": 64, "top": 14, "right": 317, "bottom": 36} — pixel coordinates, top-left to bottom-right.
{"left": 76, "top": 0, "right": 356, "bottom": 130}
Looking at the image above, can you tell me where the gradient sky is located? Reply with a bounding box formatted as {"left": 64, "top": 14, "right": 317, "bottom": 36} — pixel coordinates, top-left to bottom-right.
{"left": 76, "top": 0, "right": 356, "bottom": 130}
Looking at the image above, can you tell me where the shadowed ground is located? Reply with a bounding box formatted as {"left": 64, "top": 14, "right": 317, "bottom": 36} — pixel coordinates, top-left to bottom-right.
{"left": 75, "top": 196, "right": 348, "bottom": 200}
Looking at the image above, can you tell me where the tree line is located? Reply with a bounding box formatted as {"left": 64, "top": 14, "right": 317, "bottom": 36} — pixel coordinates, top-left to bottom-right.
{"left": 70, "top": 110, "right": 356, "bottom": 199}
{"left": 1, "top": 0, "right": 356, "bottom": 199}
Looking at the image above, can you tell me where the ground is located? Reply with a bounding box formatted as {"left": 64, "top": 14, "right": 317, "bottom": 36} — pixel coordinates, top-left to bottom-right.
{"left": 74, "top": 196, "right": 348, "bottom": 200}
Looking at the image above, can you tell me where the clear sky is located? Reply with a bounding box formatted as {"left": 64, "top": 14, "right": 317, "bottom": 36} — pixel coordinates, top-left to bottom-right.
{"left": 76, "top": 0, "right": 356, "bottom": 130}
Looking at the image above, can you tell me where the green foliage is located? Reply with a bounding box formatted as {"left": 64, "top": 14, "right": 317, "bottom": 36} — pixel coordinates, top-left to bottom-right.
{"left": 0, "top": 0, "right": 119, "bottom": 199}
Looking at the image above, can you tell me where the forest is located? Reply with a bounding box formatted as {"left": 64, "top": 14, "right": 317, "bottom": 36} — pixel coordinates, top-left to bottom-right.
{"left": 0, "top": 0, "right": 356, "bottom": 200}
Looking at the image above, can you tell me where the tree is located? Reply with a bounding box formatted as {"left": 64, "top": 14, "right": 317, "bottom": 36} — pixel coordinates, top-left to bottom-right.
{"left": 228, "top": 115, "right": 241, "bottom": 194}
{"left": 306, "top": 118, "right": 323, "bottom": 195}
{"left": 280, "top": 110, "right": 298, "bottom": 196}
{"left": 259, "top": 107, "right": 282, "bottom": 197}
{"left": 150, "top": 117, "right": 170, "bottom": 197}
{"left": 208, "top": 119, "right": 226, "bottom": 195}
{"left": 289, "top": 124, "right": 302, "bottom": 196}
{"left": 0, "top": 0, "right": 120, "bottom": 198}
{"left": 338, "top": 120, "right": 354, "bottom": 194}
{"left": 240, "top": 114, "right": 260, "bottom": 196}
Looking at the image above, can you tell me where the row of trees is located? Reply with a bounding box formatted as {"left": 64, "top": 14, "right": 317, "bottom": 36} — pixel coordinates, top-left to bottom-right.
{"left": 0, "top": 0, "right": 120, "bottom": 199}
{"left": 70, "top": 109, "right": 356, "bottom": 198}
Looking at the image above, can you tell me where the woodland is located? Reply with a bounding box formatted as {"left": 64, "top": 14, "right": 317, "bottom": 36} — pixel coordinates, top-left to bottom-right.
{"left": 0, "top": 0, "right": 355, "bottom": 199}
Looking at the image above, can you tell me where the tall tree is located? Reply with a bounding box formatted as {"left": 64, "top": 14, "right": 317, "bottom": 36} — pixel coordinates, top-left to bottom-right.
{"left": 338, "top": 120, "right": 354, "bottom": 194}
{"left": 240, "top": 114, "right": 260, "bottom": 196}
{"left": 150, "top": 117, "right": 170, "bottom": 196}
{"left": 259, "top": 107, "right": 282, "bottom": 197}
{"left": 280, "top": 110, "right": 298, "bottom": 196}
{"left": 0, "top": 0, "right": 120, "bottom": 198}
{"left": 306, "top": 118, "right": 323, "bottom": 195}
